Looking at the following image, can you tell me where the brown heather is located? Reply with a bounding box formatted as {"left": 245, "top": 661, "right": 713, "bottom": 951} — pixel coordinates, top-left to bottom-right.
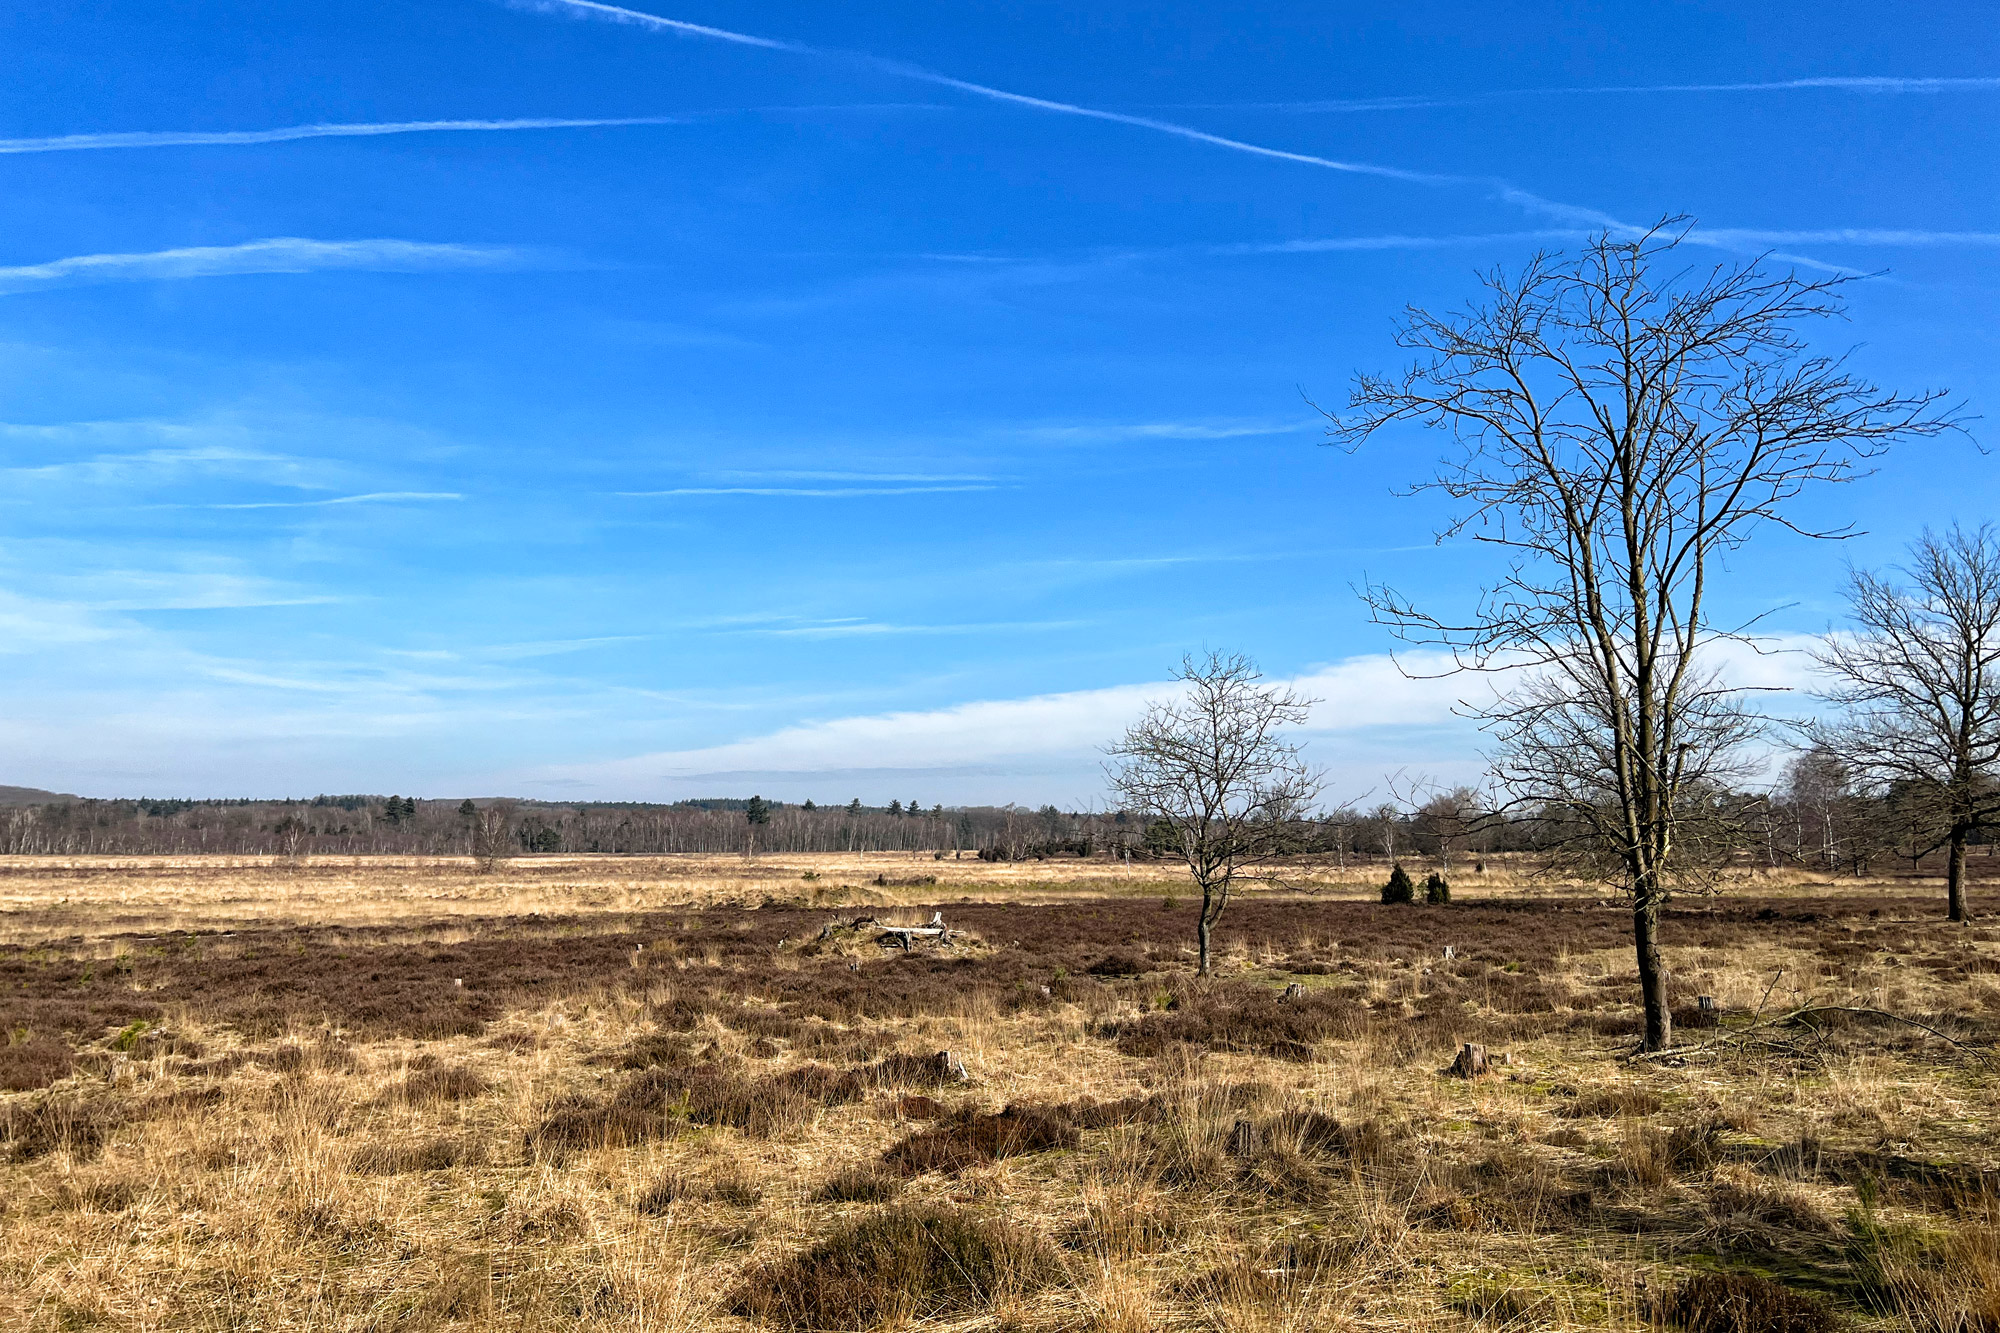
{"left": 3, "top": 850, "right": 2000, "bottom": 1330}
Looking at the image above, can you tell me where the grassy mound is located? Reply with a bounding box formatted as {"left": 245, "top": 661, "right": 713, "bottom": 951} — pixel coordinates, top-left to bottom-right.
{"left": 730, "top": 1204, "right": 1062, "bottom": 1329}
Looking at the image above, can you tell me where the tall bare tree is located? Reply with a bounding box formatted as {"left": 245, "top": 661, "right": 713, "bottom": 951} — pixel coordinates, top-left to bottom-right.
{"left": 1811, "top": 525, "right": 2000, "bottom": 922}
{"left": 1324, "top": 222, "right": 1960, "bottom": 1050}
{"left": 1776, "top": 747, "right": 1857, "bottom": 872}
{"left": 1107, "top": 651, "right": 1322, "bottom": 976}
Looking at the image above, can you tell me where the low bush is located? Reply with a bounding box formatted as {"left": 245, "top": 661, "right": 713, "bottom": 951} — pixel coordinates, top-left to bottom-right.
{"left": 1085, "top": 951, "right": 1149, "bottom": 978}
{"left": 1106, "top": 985, "right": 1366, "bottom": 1061}
{"left": 396, "top": 1061, "right": 491, "bottom": 1103}
{"left": 811, "top": 1165, "right": 903, "bottom": 1204}
{"left": 1382, "top": 864, "right": 1416, "bottom": 905}
{"left": 350, "top": 1136, "right": 485, "bottom": 1174}
{"left": 730, "top": 1205, "right": 1062, "bottom": 1330}
{"left": 0, "top": 1097, "right": 117, "bottom": 1163}
{"left": 883, "top": 1105, "right": 1080, "bottom": 1176}
{"left": 0, "top": 1037, "right": 77, "bottom": 1092}
{"left": 1425, "top": 872, "right": 1451, "bottom": 905}
{"left": 1649, "top": 1271, "right": 1837, "bottom": 1333}
{"left": 1557, "top": 1085, "right": 1664, "bottom": 1118}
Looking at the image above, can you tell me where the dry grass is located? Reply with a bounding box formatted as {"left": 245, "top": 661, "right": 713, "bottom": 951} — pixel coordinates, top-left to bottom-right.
{"left": 4, "top": 853, "right": 2000, "bottom": 1330}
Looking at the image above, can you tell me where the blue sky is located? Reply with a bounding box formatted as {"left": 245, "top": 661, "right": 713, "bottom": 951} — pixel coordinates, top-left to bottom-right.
{"left": 0, "top": 1, "right": 1994, "bottom": 804}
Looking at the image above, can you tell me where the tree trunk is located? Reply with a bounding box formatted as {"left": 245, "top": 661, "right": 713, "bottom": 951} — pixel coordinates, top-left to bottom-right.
{"left": 1634, "top": 888, "right": 1672, "bottom": 1052}
{"left": 1948, "top": 823, "right": 1970, "bottom": 923}
{"left": 1196, "top": 904, "right": 1213, "bottom": 976}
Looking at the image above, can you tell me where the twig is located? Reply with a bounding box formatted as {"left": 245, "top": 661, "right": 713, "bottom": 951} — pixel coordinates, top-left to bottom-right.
{"left": 1751, "top": 968, "right": 1786, "bottom": 1023}
{"left": 1625, "top": 1004, "right": 1994, "bottom": 1066}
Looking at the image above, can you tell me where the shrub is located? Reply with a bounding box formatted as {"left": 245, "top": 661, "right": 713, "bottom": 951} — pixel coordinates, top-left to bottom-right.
{"left": 1425, "top": 872, "right": 1451, "bottom": 904}
{"left": 1085, "top": 951, "right": 1148, "bottom": 978}
{"left": 1649, "top": 1271, "right": 1837, "bottom": 1333}
{"left": 0, "top": 1036, "right": 75, "bottom": 1092}
{"left": 397, "top": 1062, "right": 491, "bottom": 1103}
{"left": 883, "top": 1105, "right": 1080, "bottom": 1176}
{"left": 1557, "top": 1085, "right": 1664, "bottom": 1119}
{"left": 730, "top": 1205, "right": 1062, "bottom": 1330}
{"left": 350, "top": 1136, "right": 484, "bottom": 1174}
{"left": 0, "top": 1097, "right": 116, "bottom": 1163}
{"left": 1382, "top": 864, "right": 1416, "bottom": 905}
{"left": 811, "top": 1165, "right": 904, "bottom": 1204}
{"left": 1105, "top": 985, "right": 1366, "bottom": 1061}
{"left": 633, "top": 1167, "right": 766, "bottom": 1215}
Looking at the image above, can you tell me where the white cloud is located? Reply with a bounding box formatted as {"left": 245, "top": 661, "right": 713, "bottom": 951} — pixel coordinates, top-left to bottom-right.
{"left": 202, "top": 491, "right": 462, "bottom": 510}
{"left": 618, "top": 484, "right": 999, "bottom": 497}
{"left": 0, "top": 116, "right": 686, "bottom": 156}
{"left": 1017, "top": 420, "right": 1310, "bottom": 443}
{"left": 0, "top": 238, "right": 534, "bottom": 294}
{"left": 508, "top": 640, "right": 1834, "bottom": 804}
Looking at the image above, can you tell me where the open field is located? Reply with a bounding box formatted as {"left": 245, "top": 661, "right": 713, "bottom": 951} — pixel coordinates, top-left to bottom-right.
{"left": 4, "top": 854, "right": 2000, "bottom": 1331}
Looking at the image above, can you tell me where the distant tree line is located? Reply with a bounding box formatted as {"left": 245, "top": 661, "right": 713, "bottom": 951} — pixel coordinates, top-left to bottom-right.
{"left": 2, "top": 779, "right": 1990, "bottom": 871}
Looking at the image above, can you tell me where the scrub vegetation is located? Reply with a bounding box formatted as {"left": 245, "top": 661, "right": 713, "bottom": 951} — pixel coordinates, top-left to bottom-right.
{"left": 4, "top": 851, "right": 1999, "bottom": 1330}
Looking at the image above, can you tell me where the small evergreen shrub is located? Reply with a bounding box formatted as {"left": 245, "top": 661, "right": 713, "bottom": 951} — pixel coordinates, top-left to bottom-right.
{"left": 1425, "top": 872, "right": 1451, "bottom": 905}
{"left": 1381, "top": 864, "right": 1416, "bottom": 904}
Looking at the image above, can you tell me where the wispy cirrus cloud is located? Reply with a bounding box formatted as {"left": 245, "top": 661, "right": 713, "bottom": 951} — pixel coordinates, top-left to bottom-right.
{"left": 1687, "top": 227, "right": 2000, "bottom": 249}
{"left": 1018, "top": 419, "right": 1309, "bottom": 442}
{"left": 1166, "top": 75, "right": 2000, "bottom": 113}
{"left": 0, "top": 116, "right": 685, "bottom": 155}
{"left": 1542, "top": 75, "right": 2000, "bottom": 96}
{"left": 744, "top": 618, "right": 1082, "bottom": 638}
{"left": 618, "top": 484, "right": 998, "bottom": 497}
{"left": 0, "top": 106, "right": 948, "bottom": 157}
{"left": 704, "top": 470, "right": 995, "bottom": 483}
{"left": 498, "top": 0, "right": 1804, "bottom": 260}
{"left": 201, "top": 491, "right": 463, "bottom": 511}
{"left": 511, "top": 0, "right": 1459, "bottom": 186}
{"left": 0, "top": 238, "right": 536, "bottom": 295}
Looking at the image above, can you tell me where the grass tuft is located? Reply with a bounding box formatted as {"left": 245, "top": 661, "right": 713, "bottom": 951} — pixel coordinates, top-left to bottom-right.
{"left": 730, "top": 1204, "right": 1063, "bottom": 1329}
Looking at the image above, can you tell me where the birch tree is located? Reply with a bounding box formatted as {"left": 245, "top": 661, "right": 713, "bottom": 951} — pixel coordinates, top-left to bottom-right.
{"left": 1811, "top": 525, "right": 2000, "bottom": 922}
{"left": 1323, "top": 222, "right": 1959, "bottom": 1050}
{"left": 1107, "top": 652, "right": 1321, "bottom": 976}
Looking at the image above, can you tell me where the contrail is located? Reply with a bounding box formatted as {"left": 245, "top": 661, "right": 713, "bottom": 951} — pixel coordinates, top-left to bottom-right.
{"left": 1558, "top": 75, "right": 2000, "bottom": 95}
{"left": 617, "top": 485, "right": 998, "bottom": 497}
{"left": 0, "top": 116, "right": 684, "bottom": 156}
{"left": 1165, "top": 75, "right": 2000, "bottom": 113}
{"left": 513, "top": 0, "right": 1458, "bottom": 186}
{"left": 512, "top": 1, "right": 1986, "bottom": 270}
{"left": 1689, "top": 227, "right": 2000, "bottom": 247}
{"left": 509, "top": 0, "right": 804, "bottom": 50}
{"left": 208, "top": 491, "right": 464, "bottom": 510}
{"left": 0, "top": 238, "right": 530, "bottom": 294}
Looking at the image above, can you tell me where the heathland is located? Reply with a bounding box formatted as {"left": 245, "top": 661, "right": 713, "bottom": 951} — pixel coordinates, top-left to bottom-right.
{"left": 3, "top": 851, "right": 1997, "bottom": 1331}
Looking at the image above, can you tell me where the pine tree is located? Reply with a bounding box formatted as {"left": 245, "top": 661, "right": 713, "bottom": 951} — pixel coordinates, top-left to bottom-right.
{"left": 1382, "top": 863, "right": 1416, "bottom": 904}
{"left": 1424, "top": 871, "right": 1451, "bottom": 904}
{"left": 888, "top": 800, "right": 902, "bottom": 816}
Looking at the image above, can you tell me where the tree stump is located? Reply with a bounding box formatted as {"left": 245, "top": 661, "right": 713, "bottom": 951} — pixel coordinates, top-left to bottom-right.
{"left": 1281, "top": 983, "right": 1306, "bottom": 1002}
{"left": 932, "top": 1051, "right": 970, "bottom": 1083}
{"left": 1447, "top": 1043, "right": 1488, "bottom": 1078}
{"left": 1228, "top": 1118, "right": 1260, "bottom": 1156}
{"left": 1442, "top": 945, "right": 1457, "bottom": 960}
{"left": 1698, "top": 995, "right": 1717, "bottom": 1013}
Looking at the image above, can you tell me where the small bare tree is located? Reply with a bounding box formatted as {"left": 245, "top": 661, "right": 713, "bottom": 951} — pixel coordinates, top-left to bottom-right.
{"left": 1810, "top": 525, "right": 2000, "bottom": 922}
{"left": 1325, "top": 221, "right": 1960, "bottom": 1050}
{"left": 1107, "top": 651, "right": 1322, "bottom": 976}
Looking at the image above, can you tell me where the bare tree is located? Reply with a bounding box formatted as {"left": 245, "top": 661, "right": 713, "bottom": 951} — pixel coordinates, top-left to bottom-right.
{"left": 1106, "top": 651, "right": 1322, "bottom": 975}
{"left": 1324, "top": 222, "right": 1960, "bottom": 1050}
{"left": 1416, "top": 786, "right": 1485, "bottom": 873}
{"left": 1810, "top": 525, "right": 2000, "bottom": 922}
{"left": 1777, "top": 747, "right": 1856, "bottom": 872}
